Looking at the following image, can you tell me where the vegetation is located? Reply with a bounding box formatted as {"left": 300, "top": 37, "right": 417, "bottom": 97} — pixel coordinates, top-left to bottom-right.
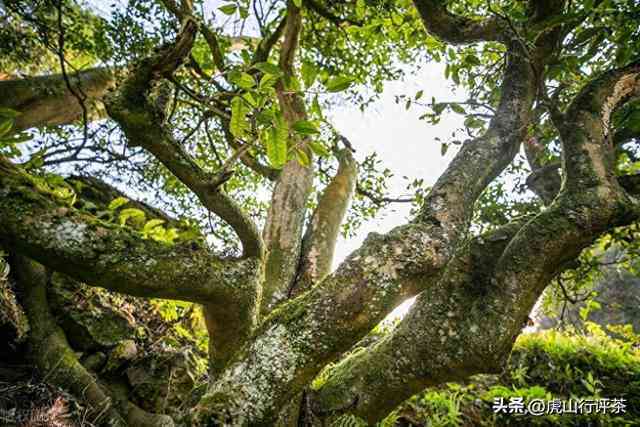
{"left": 0, "top": 0, "right": 640, "bottom": 425}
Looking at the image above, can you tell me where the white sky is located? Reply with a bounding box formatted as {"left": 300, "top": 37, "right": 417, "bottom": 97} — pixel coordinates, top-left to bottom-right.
{"left": 330, "top": 65, "right": 464, "bottom": 265}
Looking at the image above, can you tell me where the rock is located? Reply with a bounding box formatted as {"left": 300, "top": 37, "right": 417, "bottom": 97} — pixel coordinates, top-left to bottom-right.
{"left": 48, "top": 274, "right": 136, "bottom": 351}
{"left": 81, "top": 351, "right": 107, "bottom": 372}
{"left": 104, "top": 340, "right": 138, "bottom": 373}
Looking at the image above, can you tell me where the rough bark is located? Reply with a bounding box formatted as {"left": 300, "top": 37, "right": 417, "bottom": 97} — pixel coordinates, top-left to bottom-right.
{"left": 0, "top": 157, "right": 259, "bottom": 302}
{"left": 412, "top": 0, "right": 503, "bottom": 44}
{"left": 307, "top": 60, "right": 640, "bottom": 424}
{"left": 11, "top": 255, "right": 175, "bottom": 427}
{"left": 0, "top": 68, "right": 115, "bottom": 133}
{"left": 261, "top": 3, "right": 315, "bottom": 315}
{"left": 292, "top": 148, "right": 358, "bottom": 296}
{"left": 2, "top": 1, "right": 640, "bottom": 426}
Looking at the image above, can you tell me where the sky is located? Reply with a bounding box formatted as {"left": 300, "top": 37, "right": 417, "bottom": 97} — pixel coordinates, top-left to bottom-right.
{"left": 330, "top": 66, "right": 464, "bottom": 265}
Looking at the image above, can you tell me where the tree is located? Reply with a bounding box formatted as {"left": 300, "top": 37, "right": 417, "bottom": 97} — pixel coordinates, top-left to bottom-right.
{"left": 1, "top": 0, "right": 640, "bottom": 425}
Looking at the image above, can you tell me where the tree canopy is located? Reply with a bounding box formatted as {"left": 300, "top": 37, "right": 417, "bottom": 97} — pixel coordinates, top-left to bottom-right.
{"left": 1, "top": 0, "right": 640, "bottom": 425}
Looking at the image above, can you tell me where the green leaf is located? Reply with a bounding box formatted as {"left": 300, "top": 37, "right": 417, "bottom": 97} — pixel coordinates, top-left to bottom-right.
{"left": 311, "top": 96, "right": 323, "bottom": 119}
{"left": 0, "top": 118, "right": 14, "bottom": 138}
{"left": 108, "top": 196, "right": 129, "bottom": 211}
{"left": 254, "top": 62, "right": 282, "bottom": 76}
{"left": 218, "top": 4, "right": 237, "bottom": 15}
{"left": 293, "top": 0, "right": 302, "bottom": 7}
{"left": 52, "top": 186, "right": 76, "bottom": 207}
{"left": 432, "top": 103, "right": 446, "bottom": 115}
{"left": 325, "top": 76, "right": 355, "bottom": 92}
{"left": 264, "top": 113, "right": 288, "bottom": 168}
{"left": 308, "top": 141, "right": 329, "bottom": 157}
{"left": 465, "top": 54, "right": 481, "bottom": 66}
{"left": 119, "top": 208, "right": 146, "bottom": 227}
{"left": 450, "top": 103, "right": 465, "bottom": 114}
{"left": 256, "top": 109, "right": 275, "bottom": 125}
{"left": 230, "top": 96, "right": 249, "bottom": 138}
{"left": 2, "top": 132, "right": 32, "bottom": 144}
{"left": 355, "top": 0, "right": 366, "bottom": 19}
{"left": 464, "top": 116, "right": 484, "bottom": 129}
{"left": 292, "top": 120, "right": 320, "bottom": 135}
{"left": 259, "top": 73, "right": 279, "bottom": 90}
{"left": 440, "top": 143, "right": 449, "bottom": 156}
{"left": 295, "top": 148, "right": 310, "bottom": 167}
{"left": 0, "top": 108, "right": 20, "bottom": 118}
{"left": 301, "top": 61, "right": 318, "bottom": 88}
{"left": 242, "top": 92, "right": 259, "bottom": 108}
{"left": 231, "top": 72, "right": 256, "bottom": 89}
{"left": 143, "top": 219, "right": 165, "bottom": 233}
{"left": 414, "top": 90, "right": 424, "bottom": 100}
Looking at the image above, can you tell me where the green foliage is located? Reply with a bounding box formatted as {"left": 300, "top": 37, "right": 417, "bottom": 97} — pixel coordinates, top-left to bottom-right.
{"left": 392, "top": 329, "right": 640, "bottom": 426}
{"left": 0, "top": 108, "right": 32, "bottom": 159}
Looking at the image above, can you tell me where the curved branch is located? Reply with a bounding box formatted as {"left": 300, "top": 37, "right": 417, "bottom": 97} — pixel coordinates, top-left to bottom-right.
{"left": 412, "top": 0, "right": 503, "bottom": 44}
{"left": 0, "top": 67, "right": 115, "bottom": 133}
{"left": 417, "top": 39, "right": 536, "bottom": 241}
{"left": 307, "top": 220, "right": 528, "bottom": 423}
{"left": 307, "top": 58, "right": 640, "bottom": 424}
{"left": 11, "top": 256, "right": 128, "bottom": 427}
{"left": 0, "top": 157, "right": 257, "bottom": 304}
{"left": 195, "top": 24, "right": 542, "bottom": 427}
{"left": 104, "top": 18, "right": 264, "bottom": 258}
{"left": 11, "top": 256, "right": 175, "bottom": 427}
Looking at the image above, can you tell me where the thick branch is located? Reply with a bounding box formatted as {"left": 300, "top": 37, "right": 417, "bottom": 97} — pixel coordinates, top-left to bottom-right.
{"left": 417, "top": 39, "right": 536, "bottom": 240}
{"left": 195, "top": 21, "right": 542, "bottom": 427}
{"left": 292, "top": 149, "right": 358, "bottom": 295}
{"left": 308, "top": 220, "right": 528, "bottom": 423}
{"left": 309, "top": 58, "right": 640, "bottom": 424}
{"left": 0, "top": 68, "right": 115, "bottom": 132}
{"left": 11, "top": 256, "right": 174, "bottom": 427}
{"left": 261, "top": 3, "right": 315, "bottom": 315}
{"left": 0, "top": 157, "right": 257, "bottom": 304}
{"left": 412, "top": 0, "right": 503, "bottom": 44}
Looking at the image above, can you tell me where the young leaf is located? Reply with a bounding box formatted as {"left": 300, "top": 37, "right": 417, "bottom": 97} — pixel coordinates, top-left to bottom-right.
{"left": 325, "top": 76, "right": 355, "bottom": 92}
{"left": 254, "top": 62, "right": 282, "bottom": 76}
{"left": 119, "top": 208, "right": 146, "bottom": 227}
{"left": 295, "top": 148, "right": 310, "bottom": 167}
{"left": 230, "top": 96, "right": 249, "bottom": 138}
{"left": 143, "top": 219, "right": 165, "bottom": 233}
{"left": 292, "top": 120, "right": 320, "bottom": 135}
{"left": 108, "top": 196, "right": 129, "bottom": 211}
{"left": 218, "top": 4, "right": 237, "bottom": 15}
{"left": 293, "top": 0, "right": 302, "bottom": 7}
